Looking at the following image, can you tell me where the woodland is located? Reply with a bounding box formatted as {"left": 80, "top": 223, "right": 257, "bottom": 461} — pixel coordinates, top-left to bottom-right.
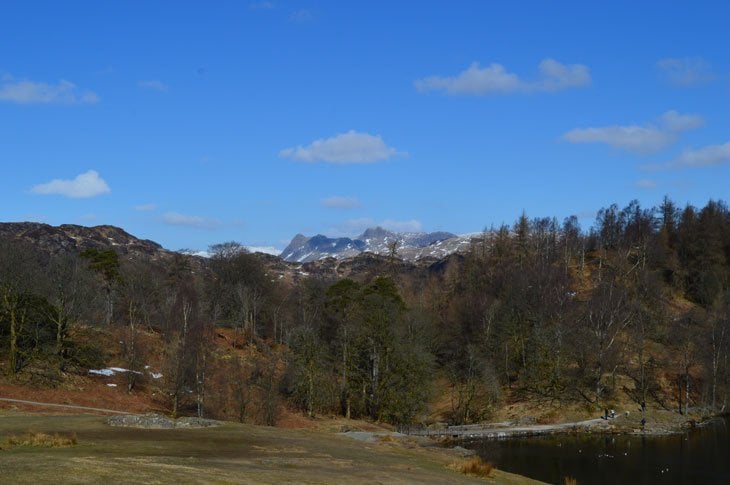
{"left": 1, "top": 197, "right": 729, "bottom": 427}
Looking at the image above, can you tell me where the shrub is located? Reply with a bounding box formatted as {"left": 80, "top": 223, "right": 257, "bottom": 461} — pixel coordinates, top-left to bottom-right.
{"left": 6, "top": 432, "right": 77, "bottom": 448}
{"left": 450, "top": 456, "right": 494, "bottom": 478}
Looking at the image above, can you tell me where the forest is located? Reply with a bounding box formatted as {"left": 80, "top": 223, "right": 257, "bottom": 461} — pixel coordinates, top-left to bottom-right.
{"left": 1, "top": 197, "right": 729, "bottom": 427}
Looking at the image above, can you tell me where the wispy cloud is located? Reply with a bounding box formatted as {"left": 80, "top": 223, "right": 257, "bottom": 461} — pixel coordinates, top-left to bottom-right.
{"left": 134, "top": 203, "right": 158, "bottom": 212}
{"left": 289, "top": 9, "right": 312, "bottom": 22}
{"left": 415, "top": 58, "right": 590, "bottom": 95}
{"left": 0, "top": 77, "right": 99, "bottom": 104}
{"left": 249, "top": 1, "right": 274, "bottom": 9}
{"left": 329, "top": 218, "right": 423, "bottom": 237}
{"left": 634, "top": 179, "right": 657, "bottom": 189}
{"left": 161, "top": 212, "right": 221, "bottom": 229}
{"left": 31, "top": 170, "right": 110, "bottom": 198}
{"left": 644, "top": 141, "right": 730, "bottom": 171}
{"left": 381, "top": 219, "right": 423, "bottom": 233}
{"left": 563, "top": 110, "right": 703, "bottom": 154}
{"left": 657, "top": 57, "right": 715, "bottom": 86}
{"left": 321, "top": 196, "right": 361, "bottom": 209}
{"left": 138, "top": 80, "right": 168, "bottom": 92}
{"left": 280, "top": 131, "right": 403, "bottom": 164}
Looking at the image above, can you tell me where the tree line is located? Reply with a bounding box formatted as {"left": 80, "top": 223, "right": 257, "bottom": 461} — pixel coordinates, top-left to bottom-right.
{"left": 1, "top": 197, "right": 728, "bottom": 425}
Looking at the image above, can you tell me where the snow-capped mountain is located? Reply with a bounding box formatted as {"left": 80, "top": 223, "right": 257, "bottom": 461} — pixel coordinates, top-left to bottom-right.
{"left": 279, "top": 226, "right": 478, "bottom": 263}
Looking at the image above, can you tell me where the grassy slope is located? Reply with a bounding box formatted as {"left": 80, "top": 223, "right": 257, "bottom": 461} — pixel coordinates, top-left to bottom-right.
{"left": 0, "top": 413, "right": 542, "bottom": 484}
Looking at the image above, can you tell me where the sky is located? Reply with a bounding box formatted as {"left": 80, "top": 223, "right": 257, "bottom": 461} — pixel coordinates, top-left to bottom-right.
{"left": 2, "top": 1, "right": 729, "bottom": 254}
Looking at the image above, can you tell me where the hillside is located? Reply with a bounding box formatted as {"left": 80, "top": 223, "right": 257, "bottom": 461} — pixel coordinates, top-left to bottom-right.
{"left": 0, "top": 222, "right": 166, "bottom": 258}
{"left": 1, "top": 198, "right": 729, "bottom": 441}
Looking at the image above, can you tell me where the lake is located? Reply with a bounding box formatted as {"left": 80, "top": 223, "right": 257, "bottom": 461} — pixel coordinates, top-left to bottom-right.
{"left": 464, "top": 417, "right": 730, "bottom": 484}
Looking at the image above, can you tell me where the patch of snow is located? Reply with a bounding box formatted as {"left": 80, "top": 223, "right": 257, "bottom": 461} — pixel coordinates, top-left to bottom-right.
{"left": 150, "top": 372, "right": 163, "bottom": 379}
{"left": 89, "top": 369, "right": 115, "bottom": 376}
{"left": 190, "top": 250, "right": 211, "bottom": 258}
{"left": 110, "top": 367, "right": 142, "bottom": 375}
{"left": 89, "top": 367, "right": 141, "bottom": 377}
{"left": 107, "top": 383, "right": 117, "bottom": 387}
{"left": 246, "top": 246, "right": 280, "bottom": 255}
{"left": 297, "top": 251, "right": 313, "bottom": 263}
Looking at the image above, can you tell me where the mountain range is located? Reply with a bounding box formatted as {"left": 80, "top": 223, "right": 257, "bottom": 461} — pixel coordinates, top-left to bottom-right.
{"left": 279, "top": 226, "right": 477, "bottom": 263}
{"left": 0, "top": 222, "right": 480, "bottom": 269}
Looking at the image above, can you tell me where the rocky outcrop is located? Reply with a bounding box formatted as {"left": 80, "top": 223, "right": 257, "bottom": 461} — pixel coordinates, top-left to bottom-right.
{"left": 0, "top": 222, "right": 167, "bottom": 259}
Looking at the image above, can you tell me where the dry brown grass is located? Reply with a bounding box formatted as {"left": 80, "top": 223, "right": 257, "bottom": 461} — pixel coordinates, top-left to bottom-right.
{"left": 449, "top": 456, "right": 494, "bottom": 478}
{"left": 536, "top": 410, "right": 560, "bottom": 424}
{"left": 5, "top": 431, "right": 77, "bottom": 448}
{"left": 564, "top": 476, "right": 578, "bottom": 485}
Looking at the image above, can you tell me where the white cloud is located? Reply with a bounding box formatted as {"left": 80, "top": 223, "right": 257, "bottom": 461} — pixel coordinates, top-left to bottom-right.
{"left": 648, "top": 142, "right": 730, "bottom": 170}
{"left": 0, "top": 78, "right": 99, "bottom": 104}
{"left": 162, "top": 212, "right": 221, "bottom": 229}
{"left": 658, "top": 110, "right": 704, "bottom": 132}
{"left": 563, "top": 110, "right": 703, "bottom": 154}
{"left": 564, "top": 126, "right": 672, "bottom": 153}
{"left": 138, "top": 80, "right": 168, "bottom": 92}
{"left": 634, "top": 179, "right": 657, "bottom": 189}
{"left": 134, "top": 203, "right": 157, "bottom": 211}
{"left": 31, "top": 170, "right": 111, "bottom": 198}
{"left": 414, "top": 58, "right": 590, "bottom": 95}
{"left": 536, "top": 59, "right": 592, "bottom": 92}
{"left": 321, "top": 196, "right": 361, "bottom": 209}
{"left": 280, "top": 131, "right": 402, "bottom": 163}
{"left": 657, "top": 57, "right": 715, "bottom": 86}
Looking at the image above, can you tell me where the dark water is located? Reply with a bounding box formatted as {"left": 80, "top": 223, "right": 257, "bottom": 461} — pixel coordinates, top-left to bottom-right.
{"left": 464, "top": 417, "right": 730, "bottom": 484}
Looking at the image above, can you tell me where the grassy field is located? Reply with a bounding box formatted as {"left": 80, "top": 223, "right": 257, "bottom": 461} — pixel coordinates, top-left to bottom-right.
{"left": 0, "top": 412, "right": 542, "bottom": 484}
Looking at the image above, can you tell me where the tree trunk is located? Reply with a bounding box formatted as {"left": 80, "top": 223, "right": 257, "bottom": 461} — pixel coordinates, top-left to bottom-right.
{"left": 104, "top": 286, "right": 113, "bottom": 325}
{"left": 197, "top": 352, "right": 206, "bottom": 418}
{"left": 307, "top": 370, "right": 314, "bottom": 418}
{"left": 9, "top": 303, "right": 18, "bottom": 375}
{"left": 685, "top": 366, "right": 690, "bottom": 414}
{"left": 677, "top": 374, "right": 683, "bottom": 415}
{"left": 342, "top": 335, "right": 350, "bottom": 419}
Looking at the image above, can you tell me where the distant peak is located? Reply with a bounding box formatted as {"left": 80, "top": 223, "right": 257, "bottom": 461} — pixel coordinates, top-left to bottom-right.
{"left": 359, "top": 226, "right": 393, "bottom": 239}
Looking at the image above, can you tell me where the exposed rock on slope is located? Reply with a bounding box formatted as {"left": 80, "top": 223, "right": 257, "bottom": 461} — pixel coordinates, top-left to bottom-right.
{"left": 0, "top": 222, "right": 168, "bottom": 259}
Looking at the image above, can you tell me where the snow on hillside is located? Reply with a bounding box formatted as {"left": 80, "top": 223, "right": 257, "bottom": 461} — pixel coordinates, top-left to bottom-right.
{"left": 280, "top": 227, "right": 482, "bottom": 263}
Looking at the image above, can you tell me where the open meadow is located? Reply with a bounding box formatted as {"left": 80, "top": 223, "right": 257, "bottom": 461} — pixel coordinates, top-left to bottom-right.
{"left": 0, "top": 412, "right": 541, "bottom": 484}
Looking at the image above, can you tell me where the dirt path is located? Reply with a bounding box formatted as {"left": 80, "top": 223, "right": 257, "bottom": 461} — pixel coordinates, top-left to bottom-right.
{"left": 0, "top": 397, "right": 128, "bottom": 415}
{"left": 405, "top": 417, "right": 608, "bottom": 439}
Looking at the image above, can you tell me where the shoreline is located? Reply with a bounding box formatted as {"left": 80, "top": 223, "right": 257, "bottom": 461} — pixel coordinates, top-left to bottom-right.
{"left": 401, "top": 410, "right": 720, "bottom": 441}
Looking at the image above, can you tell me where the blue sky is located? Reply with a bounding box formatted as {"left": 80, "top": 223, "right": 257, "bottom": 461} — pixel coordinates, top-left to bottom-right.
{"left": 2, "top": 1, "right": 729, "bottom": 253}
